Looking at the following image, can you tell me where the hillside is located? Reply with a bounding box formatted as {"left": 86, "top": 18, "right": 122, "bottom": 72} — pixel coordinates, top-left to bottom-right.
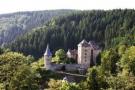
{"left": 1, "top": 9, "right": 135, "bottom": 90}
{"left": 0, "top": 10, "right": 75, "bottom": 45}
{"left": 8, "top": 9, "right": 135, "bottom": 58}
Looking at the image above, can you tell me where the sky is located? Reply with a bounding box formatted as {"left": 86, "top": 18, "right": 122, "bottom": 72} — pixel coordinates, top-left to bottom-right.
{"left": 0, "top": 0, "right": 135, "bottom": 14}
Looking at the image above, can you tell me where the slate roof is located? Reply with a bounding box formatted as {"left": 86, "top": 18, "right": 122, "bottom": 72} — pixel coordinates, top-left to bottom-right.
{"left": 44, "top": 44, "right": 52, "bottom": 56}
{"left": 89, "top": 41, "right": 100, "bottom": 50}
{"left": 67, "top": 49, "right": 77, "bottom": 55}
{"left": 78, "top": 39, "right": 100, "bottom": 50}
{"left": 78, "top": 39, "right": 90, "bottom": 47}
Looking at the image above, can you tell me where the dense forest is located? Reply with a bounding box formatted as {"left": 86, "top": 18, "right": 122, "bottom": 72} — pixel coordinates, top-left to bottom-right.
{"left": 1, "top": 41, "right": 135, "bottom": 89}
{"left": 0, "top": 10, "right": 75, "bottom": 45}
{"left": 1, "top": 9, "right": 135, "bottom": 90}
{"left": 8, "top": 9, "right": 135, "bottom": 58}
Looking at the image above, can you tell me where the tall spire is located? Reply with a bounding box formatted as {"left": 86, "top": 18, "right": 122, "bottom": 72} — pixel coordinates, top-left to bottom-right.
{"left": 44, "top": 44, "right": 52, "bottom": 56}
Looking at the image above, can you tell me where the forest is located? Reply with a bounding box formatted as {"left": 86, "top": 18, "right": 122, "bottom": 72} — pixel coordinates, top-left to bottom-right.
{"left": 1, "top": 9, "right": 135, "bottom": 89}
{"left": 1, "top": 43, "right": 135, "bottom": 89}
{"left": 8, "top": 9, "right": 135, "bottom": 58}
{"left": 0, "top": 9, "right": 74, "bottom": 45}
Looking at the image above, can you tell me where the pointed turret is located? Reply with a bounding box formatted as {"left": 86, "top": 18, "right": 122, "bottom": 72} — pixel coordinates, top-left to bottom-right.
{"left": 44, "top": 44, "right": 52, "bottom": 56}
{"left": 44, "top": 44, "right": 52, "bottom": 70}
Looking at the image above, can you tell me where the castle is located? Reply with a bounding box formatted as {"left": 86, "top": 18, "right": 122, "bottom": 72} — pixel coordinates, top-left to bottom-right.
{"left": 44, "top": 39, "right": 101, "bottom": 72}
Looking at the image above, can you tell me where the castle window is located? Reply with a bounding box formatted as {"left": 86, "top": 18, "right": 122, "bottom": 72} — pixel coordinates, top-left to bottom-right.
{"left": 84, "top": 55, "right": 86, "bottom": 59}
{"left": 90, "top": 50, "right": 94, "bottom": 66}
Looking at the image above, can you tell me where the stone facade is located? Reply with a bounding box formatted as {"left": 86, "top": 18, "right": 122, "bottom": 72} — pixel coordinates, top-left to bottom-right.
{"left": 67, "top": 49, "right": 77, "bottom": 60}
{"left": 78, "top": 40, "right": 101, "bottom": 68}
{"left": 44, "top": 44, "right": 52, "bottom": 70}
{"left": 44, "top": 39, "right": 101, "bottom": 72}
{"left": 49, "top": 64, "right": 83, "bottom": 72}
{"left": 78, "top": 40, "right": 91, "bottom": 68}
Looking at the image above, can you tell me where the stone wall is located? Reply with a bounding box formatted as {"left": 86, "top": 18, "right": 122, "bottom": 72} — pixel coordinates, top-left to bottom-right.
{"left": 65, "top": 64, "right": 81, "bottom": 71}
{"left": 50, "top": 63, "right": 86, "bottom": 72}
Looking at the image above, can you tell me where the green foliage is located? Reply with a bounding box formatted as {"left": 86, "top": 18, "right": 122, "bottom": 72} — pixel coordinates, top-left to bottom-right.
{"left": 26, "top": 55, "right": 35, "bottom": 64}
{"left": 36, "top": 69, "right": 61, "bottom": 88}
{"left": 0, "top": 52, "right": 27, "bottom": 83}
{"left": 31, "top": 57, "right": 44, "bottom": 70}
{"left": 0, "top": 83, "right": 5, "bottom": 90}
{"left": 106, "top": 75, "right": 135, "bottom": 90}
{"left": 0, "top": 51, "right": 63, "bottom": 90}
{"left": 66, "top": 58, "right": 77, "bottom": 64}
{"left": 47, "top": 79, "right": 80, "bottom": 90}
{"left": 8, "top": 9, "right": 135, "bottom": 58}
{"left": 110, "top": 35, "right": 135, "bottom": 48}
{"left": 106, "top": 76, "right": 127, "bottom": 90}
{"left": 47, "top": 79, "right": 62, "bottom": 90}
{"left": 0, "top": 10, "right": 74, "bottom": 45}
{"left": 86, "top": 67, "right": 100, "bottom": 90}
{"left": 60, "top": 81, "right": 81, "bottom": 90}
{"left": 120, "top": 46, "right": 135, "bottom": 75}
{"left": 84, "top": 66, "right": 108, "bottom": 90}
{"left": 0, "top": 52, "right": 39, "bottom": 89}
{"left": 101, "top": 49, "right": 119, "bottom": 75}
{"left": 2, "top": 9, "right": 135, "bottom": 89}
{"left": 117, "top": 44, "right": 127, "bottom": 56}
{"left": 52, "top": 49, "right": 67, "bottom": 63}
{"left": 9, "top": 65, "right": 39, "bottom": 90}
{"left": 79, "top": 45, "right": 135, "bottom": 90}
{"left": 0, "top": 47, "right": 5, "bottom": 55}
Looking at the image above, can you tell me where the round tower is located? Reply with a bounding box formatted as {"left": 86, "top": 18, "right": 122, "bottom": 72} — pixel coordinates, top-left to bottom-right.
{"left": 44, "top": 44, "right": 52, "bottom": 70}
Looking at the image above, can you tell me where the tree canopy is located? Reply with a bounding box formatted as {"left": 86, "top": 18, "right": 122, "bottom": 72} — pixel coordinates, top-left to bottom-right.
{"left": 8, "top": 9, "right": 135, "bottom": 58}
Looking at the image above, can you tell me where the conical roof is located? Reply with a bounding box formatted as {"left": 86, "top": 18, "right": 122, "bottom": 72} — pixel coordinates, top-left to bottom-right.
{"left": 44, "top": 44, "right": 52, "bottom": 56}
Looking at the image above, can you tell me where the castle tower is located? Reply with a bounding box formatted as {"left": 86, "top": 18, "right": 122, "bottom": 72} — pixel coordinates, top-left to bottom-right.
{"left": 89, "top": 41, "right": 101, "bottom": 65}
{"left": 44, "top": 44, "right": 52, "bottom": 70}
{"left": 77, "top": 40, "right": 91, "bottom": 68}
